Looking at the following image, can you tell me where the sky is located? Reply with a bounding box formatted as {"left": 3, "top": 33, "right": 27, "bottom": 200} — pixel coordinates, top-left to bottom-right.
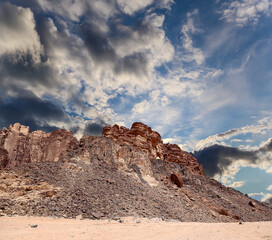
{"left": 0, "top": 0, "right": 272, "bottom": 203}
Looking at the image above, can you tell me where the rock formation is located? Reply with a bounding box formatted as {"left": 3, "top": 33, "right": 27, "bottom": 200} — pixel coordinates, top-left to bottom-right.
{"left": 0, "top": 123, "right": 76, "bottom": 169}
{"left": 103, "top": 122, "right": 204, "bottom": 176}
{"left": 0, "top": 122, "right": 272, "bottom": 222}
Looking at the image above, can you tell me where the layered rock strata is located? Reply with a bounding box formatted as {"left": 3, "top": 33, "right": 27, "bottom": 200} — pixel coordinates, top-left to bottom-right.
{"left": 1, "top": 122, "right": 204, "bottom": 177}
{"left": 103, "top": 122, "right": 204, "bottom": 176}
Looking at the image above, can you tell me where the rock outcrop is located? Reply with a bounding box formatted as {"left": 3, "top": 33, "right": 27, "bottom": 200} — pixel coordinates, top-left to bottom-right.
{"left": 103, "top": 122, "right": 204, "bottom": 176}
{"left": 1, "top": 122, "right": 272, "bottom": 222}
{"left": 103, "top": 122, "right": 165, "bottom": 159}
{"left": 0, "top": 122, "right": 204, "bottom": 176}
{"left": 0, "top": 123, "right": 76, "bottom": 169}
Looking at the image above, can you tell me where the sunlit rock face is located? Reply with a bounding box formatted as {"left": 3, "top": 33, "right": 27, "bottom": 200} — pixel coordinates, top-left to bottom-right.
{"left": 0, "top": 123, "right": 76, "bottom": 169}
{"left": 103, "top": 122, "right": 204, "bottom": 176}
{"left": 0, "top": 122, "right": 204, "bottom": 176}
{"left": 1, "top": 123, "right": 272, "bottom": 223}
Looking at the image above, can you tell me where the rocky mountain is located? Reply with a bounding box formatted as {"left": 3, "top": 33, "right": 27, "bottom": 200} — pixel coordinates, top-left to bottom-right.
{"left": 0, "top": 122, "right": 271, "bottom": 222}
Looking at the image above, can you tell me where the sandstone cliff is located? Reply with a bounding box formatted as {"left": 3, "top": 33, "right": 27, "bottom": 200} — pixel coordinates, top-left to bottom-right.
{"left": 103, "top": 122, "right": 204, "bottom": 176}
{"left": 0, "top": 122, "right": 204, "bottom": 179}
{"left": 0, "top": 122, "right": 272, "bottom": 222}
{"left": 0, "top": 123, "right": 76, "bottom": 169}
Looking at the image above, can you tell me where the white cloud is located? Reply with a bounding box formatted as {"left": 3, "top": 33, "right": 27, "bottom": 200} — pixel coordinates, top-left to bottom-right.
{"left": 181, "top": 10, "right": 205, "bottom": 65}
{"left": 229, "top": 181, "right": 245, "bottom": 188}
{"left": 249, "top": 192, "right": 272, "bottom": 202}
{"left": 214, "top": 153, "right": 272, "bottom": 186}
{"left": 37, "top": 0, "right": 85, "bottom": 21}
{"left": 20, "top": 7, "right": 175, "bottom": 135}
{"left": 162, "top": 138, "right": 175, "bottom": 143}
{"left": 157, "top": 0, "right": 175, "bottom": 10}
{"left": 117, "top": 0, "right": 154, "bottom": 15}
{"left": 196, "top": 114, "right": 272, "bottom": 150}
{"left": 221, "top": 0, "right": 272, "bottom": 26}
{"left": 0, "top": 2, "right": 43, "bottom": 60}
{"left": 266, "top": 185, "right": 272, "bottom": 191}
{"left": 37, "top": 0, "right": 119, "bottom": 21}
{"left": 163, "top": 79, "right": 203, "bottom": 98}
{"left": 110, "top": 13, "right": 174, "bottom": 72}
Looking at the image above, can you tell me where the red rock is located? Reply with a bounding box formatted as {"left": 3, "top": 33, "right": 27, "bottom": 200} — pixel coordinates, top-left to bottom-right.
{"left": 164, "top": 143, "right": 205, "bottom": 176}
{"left": 103, "top": 122, "right": 204, "bottom": 176}
{"left": 217, "top": 208, "right": 230, "bottom": 216}
{"left": 0, "top": 123, "right": 77, "bottom": 169}
{"left": 103, "top": 122, "right": 165, "bottom": 159}
{"left": 40, "top": 190, "right": 56, "bottom": 198}
{"left": 170, "top": 173, "right": 183, "bottom": 187}
{"left": 0, "top": 122, "right": 204, "bottom": 177}
{"left": 232, "top": 215, "right": 241, "bottom": 220}
{"left": 249, "top": 201, "right": 257, "bottom": 208}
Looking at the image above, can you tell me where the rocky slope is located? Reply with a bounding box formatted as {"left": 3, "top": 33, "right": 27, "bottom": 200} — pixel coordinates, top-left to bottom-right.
{"left": 0, "top": 123, "right": 271, "bottom": 222}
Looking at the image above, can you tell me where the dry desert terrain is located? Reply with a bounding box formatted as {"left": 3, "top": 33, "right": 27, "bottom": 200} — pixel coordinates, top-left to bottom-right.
{"left": 0, "top": 216, "right": 271, "bottom": 240}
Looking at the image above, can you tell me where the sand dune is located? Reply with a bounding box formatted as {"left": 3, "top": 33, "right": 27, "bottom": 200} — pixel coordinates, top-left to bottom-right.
{"left": 0, "top": 216, "right": 271, "bottom": 240}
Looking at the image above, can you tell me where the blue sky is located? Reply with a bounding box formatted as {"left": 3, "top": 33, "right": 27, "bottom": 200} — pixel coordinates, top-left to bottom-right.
{"left": 0, "top": 0, "right": 271, "bottom": 203}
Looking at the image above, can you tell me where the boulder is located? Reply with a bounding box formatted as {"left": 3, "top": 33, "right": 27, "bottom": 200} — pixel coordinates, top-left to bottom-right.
{"left": 170, "top": 173, "right": 183, "bottom": 187}
{"left": 249, "top": 201, "right": 257, "bottom": 208}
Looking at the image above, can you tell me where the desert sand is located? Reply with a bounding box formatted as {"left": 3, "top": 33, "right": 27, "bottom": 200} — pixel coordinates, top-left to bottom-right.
{"left": 0, "top": 216, "right": 271, "bottom": 240}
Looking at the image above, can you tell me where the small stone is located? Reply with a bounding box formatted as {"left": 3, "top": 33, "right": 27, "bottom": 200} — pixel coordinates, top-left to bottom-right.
{"left": 136, "top": 220, "right": 141, "bottom": 224}
{"left": 31, "top": 225, "right": 38, "bottom": 228}
{"left": 170, "top": 173, "right": 183, "bottom": 188}
{"left": 169, "top": 219, "right": 179, "bottom": 222}
{"left": 239, "top": 222, "right": 243, "bottom": 225}
{"left": 76, "top": 214, "right": 83, "bottom": 220}
{"left": 119, "top": 219, "right": 124, "bottom": 223}
{"left": 92, "top": 212, "right": 102, "bottom": 219}
{"left": 40, "top": 190, "right": 56, "bottom": 198}
{"left": 112, "top": 216, "right": 120, "bottom": 221}
{"left": 249, "top": 201, "right": 257, "bottom": 208}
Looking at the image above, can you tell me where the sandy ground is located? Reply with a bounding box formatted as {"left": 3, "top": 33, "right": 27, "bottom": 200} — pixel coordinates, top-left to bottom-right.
{"left": 0, "top": 216, "right": 271, "bottom": 240}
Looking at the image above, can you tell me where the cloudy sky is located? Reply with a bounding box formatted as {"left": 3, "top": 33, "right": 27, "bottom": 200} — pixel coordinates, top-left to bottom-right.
{"left": 0, "top": 0, "right": 271, "bottom": 202}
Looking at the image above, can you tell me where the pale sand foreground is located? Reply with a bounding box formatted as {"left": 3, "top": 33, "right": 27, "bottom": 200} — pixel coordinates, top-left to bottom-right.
{"left": 0, "top": 216, "right": 271, "bottom": 240}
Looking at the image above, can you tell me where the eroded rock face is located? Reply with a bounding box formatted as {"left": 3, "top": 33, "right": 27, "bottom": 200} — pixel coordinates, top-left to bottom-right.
{"left": 71, "top": 136, "right": 153, "bottom": 176}
{"left": 0, "top": 122, "right": 204, "bottom": 177}
{"left": 164, "top": 143, "right": 205, "bottom": 176}
{"left": 103, "top": 122, "right": 204, "bottom": 176}
{"left": 0, "top": 123, "right": 76, "bottom": 169}
{"left": 1, "top": 123, "right": 272, "bottom": 222}
{"left": 103, "top": 122, "right": 164, "bottom": 159}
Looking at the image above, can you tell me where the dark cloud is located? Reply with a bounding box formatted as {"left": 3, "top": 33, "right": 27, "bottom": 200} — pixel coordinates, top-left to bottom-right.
{"left": 0, "top": 92, "right": 69, "bottom": 132}
{"left": 4, "top": 0, "right": 41, "bottom": 10}
{"left": 194, "top": 138, "right": 272, "bottom": 177}
{"left": 0, "top": 0, "right": 171, "bottom": 138}
{"left": 79, "top": 17, "right": 150, "bottom": 78}
{"left": 217, "top": 129, "right": 238, "bottom": 137}
{"left": 0, "top": 2, "right": 60, "bottom": 92}
{"left": 115, "top": 52, "right": 149, "bottom": 77}
{"left": 193, "top": 144, "right": 258, "bottom": 177}
{"left": 265, "top": 197, "right": 272, "bottom": 205}
{"left": 80, "top": 20, "right": 117, "bottom": 63}
{"left": 259, "top": 139, "right": 272, "bottom": 152}
{"left": 83, "top": 119, "right": 109, "bottom": 136}
{"left": 79, "top": 12, "right": 164, "bottom": 78}
{"left": 1, "top": 52, "right": 59, "bottom": 89}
